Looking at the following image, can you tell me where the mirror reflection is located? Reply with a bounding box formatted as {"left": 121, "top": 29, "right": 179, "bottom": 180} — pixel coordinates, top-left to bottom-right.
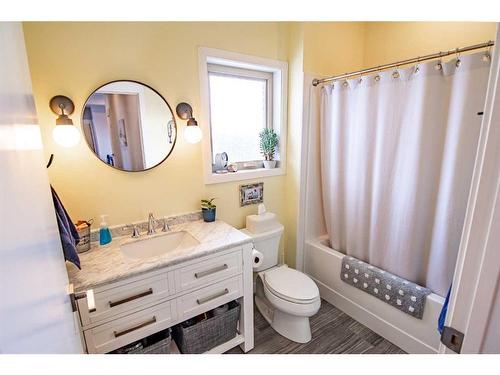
{"left": 82, "top": 81, "right": 176, "bottom": 171}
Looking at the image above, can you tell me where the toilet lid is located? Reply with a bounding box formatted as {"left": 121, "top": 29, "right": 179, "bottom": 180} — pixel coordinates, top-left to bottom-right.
{"left": 264, "top": 267, "right": 319, "bottom": 303}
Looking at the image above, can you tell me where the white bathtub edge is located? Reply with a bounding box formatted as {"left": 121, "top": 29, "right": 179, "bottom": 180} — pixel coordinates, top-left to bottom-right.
{"left": 313, "top": 277, "right": 438, "bottom": 354}
{"left": 305, "top": 236, "right": 443, "bottom": 354}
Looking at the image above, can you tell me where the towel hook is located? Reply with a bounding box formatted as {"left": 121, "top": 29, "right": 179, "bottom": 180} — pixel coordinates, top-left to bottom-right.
{"left": 46, "top": 154, "right": 54, "bottom": 169}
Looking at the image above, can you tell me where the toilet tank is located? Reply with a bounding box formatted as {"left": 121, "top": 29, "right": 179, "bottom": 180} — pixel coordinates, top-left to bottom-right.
{"left": 240, "top": 225, "right": 284, "bottom": 272}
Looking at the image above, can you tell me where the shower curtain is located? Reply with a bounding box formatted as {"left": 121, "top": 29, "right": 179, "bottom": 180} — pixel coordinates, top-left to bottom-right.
{"left": 319, "top": 52, "right": 491, "bottom": 296}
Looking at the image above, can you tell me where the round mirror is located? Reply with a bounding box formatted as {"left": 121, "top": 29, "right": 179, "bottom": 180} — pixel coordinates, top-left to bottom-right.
{"left": 82, "top": 80, "right": 177, "bottom": 172}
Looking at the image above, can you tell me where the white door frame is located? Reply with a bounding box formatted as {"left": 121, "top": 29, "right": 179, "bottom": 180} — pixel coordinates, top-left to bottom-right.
{"left": 439, "top": 24, "right": 500, "bottom": 354}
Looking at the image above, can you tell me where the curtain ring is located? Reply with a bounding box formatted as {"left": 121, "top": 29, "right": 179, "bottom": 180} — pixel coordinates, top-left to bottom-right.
{"left": 482, "top": 45, "right": 492, "bottom": 62}
{"left": 434, "top": 53, "right": 443, "bottom": 71}
{"left": 414, "top": 57, "right": 420, "bottom": 74}
{"left": 342, "top": 79, "right": 349, "bottom": 88}
{"left": 455, "top": 48, "right": 462, "bottom": 68}
{"left": 392, "top": 66, "right": 400, "bottom": 79}
{"left": 374, "top": 67, "right": 381, "bottom": 82}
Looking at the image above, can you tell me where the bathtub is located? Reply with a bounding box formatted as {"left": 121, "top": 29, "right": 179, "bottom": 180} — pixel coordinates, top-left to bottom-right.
{"left": 305, "top": 236, "right": 445, "bottom": 353}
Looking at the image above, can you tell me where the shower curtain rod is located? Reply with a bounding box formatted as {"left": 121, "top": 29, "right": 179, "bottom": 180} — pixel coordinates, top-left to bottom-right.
{"left": 312, "top": 40, "right": 495, "bottom": 86}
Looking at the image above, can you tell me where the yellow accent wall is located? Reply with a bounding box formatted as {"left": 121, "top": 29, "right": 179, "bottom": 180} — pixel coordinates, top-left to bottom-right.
{"left": 303, "top": 22, "right": 366, "bottom": 76}
{"left": 363, "top": 22, "right": 497, "bottom": 68}
{"left": 283, "top": 22, "right": 367, "bottom": 267}
{"left": 283, "top": 22, "right": 305, "bottom": 267}
{"left": 23, "top": 22, "right": 289, "bottom": 236}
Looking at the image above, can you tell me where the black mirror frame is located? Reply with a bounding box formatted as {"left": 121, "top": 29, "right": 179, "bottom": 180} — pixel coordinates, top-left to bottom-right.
{"left": 81, "top": 79, "right": 177, "bottom": 173}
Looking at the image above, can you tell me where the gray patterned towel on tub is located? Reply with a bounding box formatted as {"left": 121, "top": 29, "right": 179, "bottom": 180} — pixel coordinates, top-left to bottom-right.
{"left": 341, "top": 255, "right": 431, "bottom": 319}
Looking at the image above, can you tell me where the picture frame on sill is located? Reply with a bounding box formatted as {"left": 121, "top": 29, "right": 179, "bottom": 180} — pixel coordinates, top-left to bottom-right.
{"left": 239, "top": 182, "right": 264, "bottom": 206}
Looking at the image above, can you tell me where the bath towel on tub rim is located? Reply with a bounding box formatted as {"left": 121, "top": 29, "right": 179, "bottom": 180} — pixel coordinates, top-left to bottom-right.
{"left": 341, "top": 255, "right": 431, "bottom": 319}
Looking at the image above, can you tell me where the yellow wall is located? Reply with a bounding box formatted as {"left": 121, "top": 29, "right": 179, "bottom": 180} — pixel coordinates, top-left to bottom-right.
{"left": 282, "top": 22, "right": 367, "bottom": 267}
{"left": 364, "top": 22, "right": 496, "bottom": 67}
{"left": 303, "top": 22, "right": 366, "bottom": 76}
{"left": 283, "top": 23, "right": 304, "bottom": 267}
{"left": 23, "top": 22, "right": 288, "bottom": 235}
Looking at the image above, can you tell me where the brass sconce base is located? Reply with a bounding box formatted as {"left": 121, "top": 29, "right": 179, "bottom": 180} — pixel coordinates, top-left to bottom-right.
{"left": 49, "top": 95, "right": 75, "bottom": 116}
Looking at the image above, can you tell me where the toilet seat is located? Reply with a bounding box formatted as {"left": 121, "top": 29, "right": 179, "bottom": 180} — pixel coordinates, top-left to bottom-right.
{"left": 263, "top": 266, "right": 320, "bottom": 304}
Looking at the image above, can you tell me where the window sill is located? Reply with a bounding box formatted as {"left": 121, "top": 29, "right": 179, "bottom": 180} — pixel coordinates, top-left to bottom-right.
{"left": 204, "top": 166, "right": 285, "bottom": 185}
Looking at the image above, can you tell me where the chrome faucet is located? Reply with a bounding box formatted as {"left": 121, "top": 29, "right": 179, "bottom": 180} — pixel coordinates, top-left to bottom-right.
{"left": 147, "top": 212, "right": 156, "bottom": 235}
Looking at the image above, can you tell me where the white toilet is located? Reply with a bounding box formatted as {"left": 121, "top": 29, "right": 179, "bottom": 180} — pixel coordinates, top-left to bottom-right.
{"left": 241, "top": 212, "right": 321, "bottom": 343}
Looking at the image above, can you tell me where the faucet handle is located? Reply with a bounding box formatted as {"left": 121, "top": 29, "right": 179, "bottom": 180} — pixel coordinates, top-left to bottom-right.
{"left": 161, "top": 217, "right": 171, "bottom": 232}
{"left": 123, "top": 223, "right": 141, "bottom": 238}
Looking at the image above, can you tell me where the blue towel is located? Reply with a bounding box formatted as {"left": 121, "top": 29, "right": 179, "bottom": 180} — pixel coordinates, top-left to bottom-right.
{"left": 51, "top": 186, "right": 81, "bottom": 269}
{"left": 438, "top": 285, "right": 452, "bottom": 333}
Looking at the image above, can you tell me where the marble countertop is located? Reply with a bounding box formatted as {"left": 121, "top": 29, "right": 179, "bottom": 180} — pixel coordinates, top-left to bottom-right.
{"left": 67, "top": 220, "right": 252, "bottom": 292}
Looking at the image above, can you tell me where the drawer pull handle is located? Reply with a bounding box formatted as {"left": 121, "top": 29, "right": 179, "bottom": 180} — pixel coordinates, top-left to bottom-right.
{"left": 113, "top": 316, "right": 157, "bottom": 338}
{"left": 196, "top": 288, "right": 229, "bottom": 305}
{"left": 109, "top": 288, "right": 153, "bottom": 308}
{"left": 194, "top": 264, "right": 228, "bottom": 279}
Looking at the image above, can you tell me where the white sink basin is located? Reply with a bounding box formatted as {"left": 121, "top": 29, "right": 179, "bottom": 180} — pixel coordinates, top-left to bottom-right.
{"left": 121, "top": 231, "right": 200, "bottom": 260}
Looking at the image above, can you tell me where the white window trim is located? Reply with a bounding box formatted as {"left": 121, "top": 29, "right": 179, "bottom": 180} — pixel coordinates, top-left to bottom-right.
{"left": 208, "top": 63, "right": 274, "bottom": 142}
{"left": 199, "top": 47, "right": 288, "bottom": 184}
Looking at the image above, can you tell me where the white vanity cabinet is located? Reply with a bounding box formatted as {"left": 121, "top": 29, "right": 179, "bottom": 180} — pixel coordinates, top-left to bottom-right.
{"left": 74, "top": 245, "right": 254, "bottom": 354}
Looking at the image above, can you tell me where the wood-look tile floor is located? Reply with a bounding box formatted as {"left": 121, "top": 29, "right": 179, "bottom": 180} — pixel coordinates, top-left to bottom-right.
{"left": 227, "top": 299, "right": 406, "bottom": 354}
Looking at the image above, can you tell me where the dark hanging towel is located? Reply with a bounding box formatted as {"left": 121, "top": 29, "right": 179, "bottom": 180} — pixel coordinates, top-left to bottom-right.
{"left": 438, "top": 285, "right": 452, "bottom": 333}
{"left": 51, "top": 186, "right": 81, "bottom": 269}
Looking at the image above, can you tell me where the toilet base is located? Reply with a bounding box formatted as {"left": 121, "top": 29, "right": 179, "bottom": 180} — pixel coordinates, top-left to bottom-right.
{"left": 255, "top": 294, "right": 313, "bottom": 343}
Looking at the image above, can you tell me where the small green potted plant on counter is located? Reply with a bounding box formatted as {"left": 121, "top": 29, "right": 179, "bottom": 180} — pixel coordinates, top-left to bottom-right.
{"left": 201, "top": 198, "right": 217, "bottom": 222}
{"left": 259, "top": 128, "right": 279, "bottom": 168}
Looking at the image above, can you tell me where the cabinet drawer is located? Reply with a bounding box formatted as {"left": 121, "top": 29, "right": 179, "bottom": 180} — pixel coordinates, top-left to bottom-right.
{"left": 177, "top": 276, "right": 242, "bottom": 321}
{"left": 84, "top": 299, "right": 177, "bottom": 354}
{"left": 175, "top": 252, "right": 241, "bottom": 293}
{"left": 79, "top": 271, "right": 174, "bottom": 326}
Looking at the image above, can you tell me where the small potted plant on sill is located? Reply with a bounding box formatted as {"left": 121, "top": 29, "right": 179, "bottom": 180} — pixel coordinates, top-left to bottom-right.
{"left": 259, "top": 128, "right": 279, "bottom": 169}
{"left": 201, "top": 198, "right": 217, "bottom": 222}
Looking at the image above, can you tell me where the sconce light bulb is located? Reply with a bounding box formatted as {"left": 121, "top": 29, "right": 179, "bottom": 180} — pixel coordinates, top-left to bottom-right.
{"left": 184, "top": 124, "right": 202, "bottom": 144}
{"left": 53, "top": 124, "right": 81, "bottom": 148}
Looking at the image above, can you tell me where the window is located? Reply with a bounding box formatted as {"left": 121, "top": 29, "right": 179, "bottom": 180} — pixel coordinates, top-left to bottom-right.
{"left": 208, "top": 64, "right": 272, "bottom": 165}
{"left": 199, "top": 48, "right": 287, "bottom": 184}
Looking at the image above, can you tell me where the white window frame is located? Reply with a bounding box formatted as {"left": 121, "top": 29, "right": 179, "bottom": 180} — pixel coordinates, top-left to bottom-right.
{"left": 207, "top": 64, "right": 274, "bottom": 167}
{"left": 199, "top": 47, "right": 288, "bottom": 184}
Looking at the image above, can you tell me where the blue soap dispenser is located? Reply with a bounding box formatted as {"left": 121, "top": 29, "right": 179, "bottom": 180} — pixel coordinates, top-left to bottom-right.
{"left": 99, "top": 214, "right": 112, "bottom": 245}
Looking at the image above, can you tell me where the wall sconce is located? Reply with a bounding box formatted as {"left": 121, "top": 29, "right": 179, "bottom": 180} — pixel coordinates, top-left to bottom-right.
{"left": 49, "top": 95, "right": 80, "bottom": 148}
{"left": 176, "top": 102, "right": 202, "bottom": 144}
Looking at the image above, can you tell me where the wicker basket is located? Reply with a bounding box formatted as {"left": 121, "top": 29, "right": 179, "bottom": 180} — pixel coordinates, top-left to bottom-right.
{"left": 112, "top": 328, "right": 171, "bottom": 354}
{"left": 172, "top": 300, "right": 240, "bottom": 354}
